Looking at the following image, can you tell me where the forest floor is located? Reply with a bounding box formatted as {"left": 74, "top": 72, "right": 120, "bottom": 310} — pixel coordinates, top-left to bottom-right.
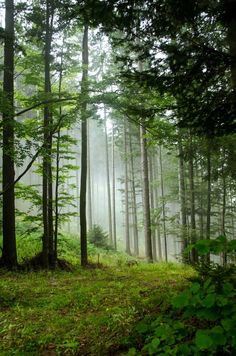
{"left": 0, "top": 251, "right": 194, "bottom": 355}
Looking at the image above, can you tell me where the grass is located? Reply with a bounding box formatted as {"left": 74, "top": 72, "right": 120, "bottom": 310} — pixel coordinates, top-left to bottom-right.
{"left": 0, "top": 237, "right": 195, "bottom": 355}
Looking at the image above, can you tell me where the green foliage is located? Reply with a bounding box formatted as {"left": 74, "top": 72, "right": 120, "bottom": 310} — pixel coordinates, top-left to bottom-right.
{"left": 129, "top": 258, "right": 236, "bottom": 355}
{"left": 87, "top": 224, "right": 110, "bottom": 249}
{"left": 186, "top": 236, "right": 236, "bottom": 257}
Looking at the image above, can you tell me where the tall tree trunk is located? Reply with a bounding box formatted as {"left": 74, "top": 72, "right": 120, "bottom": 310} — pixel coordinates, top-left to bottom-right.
{"left": 54, "top": 128, "right": 60, "bottom": 262}
{"left": 230, "top": 190, "right": 235, "bottom": 239}
{"left": 80, "top": 24, "right": 89, "bottom": 266}
{"left": 205, "top": 140, "right": 212, "bottom": 262}
{"left": 129, "top": 124, "right": 139, "bottom": 256}
{"left": 42, "top": 0, "right": 54, "bottom": 268}
{"left": 221, "top": 153, "right": 227, "bottom": 265}
{"left": 153, "top": 154, "right": 162, "bottom": 261}
{"left": 159, "top": 146, "right": 168, "bottom": 262}
{"left": 188, "top": 134, "right": 198, "bottom": 264}
{"left": 149, "top": 153, "right": 157, "bottom": 261}
{"left": 140, "top": 123, "right": 153, "bottom": 262}
{"left": 112, "top": 120, "right": 117, "bottom": 250}
{"left": 104, "top": 108, "right": 113, "bottom": 244}
{"left": 178, "top": 136, "right": 188, "bottom": 262}
{"left": 1, "top": 0, "right": 17, "bottom": 268}
{"left": 54, "top": 44, "right": 64, "bottom": 262}
{"left": 124, "top": 121, "right": 131, "bottom": 255}
{"left": 87, "top": 118, "right": 93, "bottom": 230}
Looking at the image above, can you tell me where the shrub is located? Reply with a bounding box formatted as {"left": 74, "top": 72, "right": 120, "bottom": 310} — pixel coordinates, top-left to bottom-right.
{"left": 128, "top": 238, "right": 236, "bottom": 355}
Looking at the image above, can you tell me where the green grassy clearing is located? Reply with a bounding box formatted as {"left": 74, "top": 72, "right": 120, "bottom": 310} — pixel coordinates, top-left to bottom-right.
{"left": 0, "top": 253, "right": 194, "bottom": 356}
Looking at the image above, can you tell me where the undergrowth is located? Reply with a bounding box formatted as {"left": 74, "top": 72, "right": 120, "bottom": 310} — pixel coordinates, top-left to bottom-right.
{"left": 0, "top": 234, "right": 194, "bottom": 355}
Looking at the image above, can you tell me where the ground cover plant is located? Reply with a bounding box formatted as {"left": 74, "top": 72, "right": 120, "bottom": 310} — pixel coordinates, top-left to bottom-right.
{"left": 127, "top": 238, "right": 236, "bottom": 355}
{"left": 0, "top": 235, "right": 194, "bottom": 355}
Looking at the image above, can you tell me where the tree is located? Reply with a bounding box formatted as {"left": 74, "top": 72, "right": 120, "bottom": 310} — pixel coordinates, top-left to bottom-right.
{"left": 140, "top": 122, "right": 153, "bottom": 262}
{"left": 1, "top": 0, "right": 17, "bottom": 268}
{"left": 124, "top": 119, "right": 131, "bottom": 255}
{"left": 80, "top": 24, "right": 89, "bottom": 267}
{"left": 42, "top": 0, "right": 54, "bottom": 268}
{"left": 104, "top": 107, "right": 113, "bottom": 243}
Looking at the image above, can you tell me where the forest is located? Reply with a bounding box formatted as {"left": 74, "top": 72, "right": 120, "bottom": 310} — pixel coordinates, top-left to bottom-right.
{"left": 1, "top": 0, "right": 236, "bottom": 355}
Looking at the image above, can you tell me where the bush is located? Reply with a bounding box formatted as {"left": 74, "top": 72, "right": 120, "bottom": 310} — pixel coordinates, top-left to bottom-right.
{"left": 128, "top": 239, "right": 236, "bottom": 355}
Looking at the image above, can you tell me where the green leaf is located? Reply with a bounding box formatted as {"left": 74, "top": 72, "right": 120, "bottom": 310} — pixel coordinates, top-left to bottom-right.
{"left": 202, "top": 293, "right": 216, "bottom": 308}
{"left": 195, "top": 240, "right": 211, "bottom": 254}
{"left": 223, "top": 283, "right": 234, "bottom": 294}
{"left": 151, "top": 337, "right": 161, "bottom": 348}
{"left": 190, "top": 283, "right": 200, "bottom": 294}
{"left": 203, "top": 278, "right": 212, "bottom": 291}
{"left": 172, "top": 290, "right": 191, "bottom": 309}
{"left": 211, "top": 326, "right": 227, "bottom": 346}
{"left": 195, "top": 330, "right": 213, "bottom": 350}
{"left": 211, "top": 325, "right": 224, "bottom": 334}
{"left": 195, "top": 308, "right": 218, "bottom": 321}
{"left": 136, "top": 322, "right": 149, "bottom": 334}
{"left": 221, "top": 318, "right": 235, "bottom": 331}
{"left": 154, "top": 325, "right": 170, "bottom": 339}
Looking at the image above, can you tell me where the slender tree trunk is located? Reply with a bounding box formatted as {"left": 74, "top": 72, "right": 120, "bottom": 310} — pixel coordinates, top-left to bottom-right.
{"left": 129, "top": 124, "right": 139, "bottom": 256}
{"left": 124, "top": 121, "right": 131, "bottom": 255}
{"left": 87, "top": 118, "right": 93, "bottom": 230}
{"left": 199, "top": 169, "right": 204, "bottom": 241}
{"left": 140, "top": 123, "right": 153, "bottom": 262}
{"left": 80, "top": 25, "right": 89, "bottom": 266}
{"left": 1, "top": 0, "right": 17, "bottom": 268}
{"left": 104, "top": 108, "right": 113, "bottom": 244}
{"left": 149, "top": 153, "right": 157, "bottom": 261}
{"left": 230, "top": 191, "right": 235, "bottom": 239}
{"left": 112, "top": 121, "right": 117, "bottom": 250}
{"left": 54, "top": 46, "right": 64, "bottom": 262}
{"left": 188, "top": 134, "right": 198, "bottom": 264}
{"left": 221, "top": 155, "right": 227, "bottom": 265}
{"left": 205, "top": 141, "right": 212, "bottom": 262}
{"left": 42, "top": 0, "right": 54, "bottom": 268}
{"left": 178, "top": 136, "right": 188, "bottom": 262}
{"left": 153, "top": 155, "right": 162, "bottom": 261}
{"left": 159, "top": 146, "right": 168, "bottom": 262}
{"left": 54, "top": 129, "right": 60, "bottom": 261}
{"left": 76, "top": 147, "right": 80, "bottom": 232}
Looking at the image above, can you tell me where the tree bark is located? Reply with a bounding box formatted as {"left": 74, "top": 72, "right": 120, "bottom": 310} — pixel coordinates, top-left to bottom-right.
{"left": 178, "top": 136, "right": 188, "bottom": 262}
{"left": 140, "top": 123, "right": 153, "bottom": 262}
{"left": 159, "top": 146, "right": 168, "bottom": 262}
{"left": 42, "top": 0, "right": 54, "bottom": 268}
{"left": 205, "top": 140, "right": 212, "bottom": 262}
{"left": 54, "top": 44, "right": 64, "bottom": 262}
{"left": 104, "top": 108, "right": 113, "bottom": 244}
{"left": 1, "top": 0, "right": 17, "bottom": 268}
{"left": 188, "top": 134, "right": 198, "bottom": 264}
{"left": 129, "top": 124, "right": 139, "bottom": 256}
{"left": 112, "top": 120, "right": 117, "bottom": 250}
{"left": 87, "top": 118, "right": 93, "bottom": 230}
{"left": 124, "top": 121, "right": 131, "bottom": 255}
{"left": 153, "top": 154, "right": 162, "bottom": 261}
{"left": 149, "top": 153, "right": 157, "bottom": 261}
{"left": 80, "top": 24, "right": 89, "bottom": 266}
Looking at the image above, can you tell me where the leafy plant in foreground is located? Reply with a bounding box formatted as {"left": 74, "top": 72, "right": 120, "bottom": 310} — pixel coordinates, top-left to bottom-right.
{"left": 128, "top": 239, "right": 236, "bottom": 355}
